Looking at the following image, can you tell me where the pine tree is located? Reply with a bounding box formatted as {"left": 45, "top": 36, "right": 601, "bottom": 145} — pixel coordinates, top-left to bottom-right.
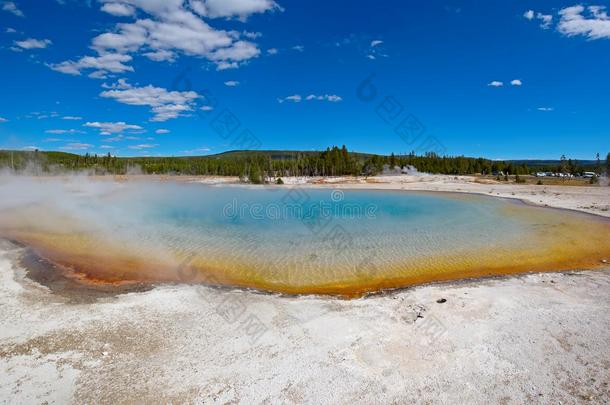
{"left": 249, "top": 164, "right": 263, "bottom": 184}
{"left": 559, "top": 154, "right": 568, "bottom": 179}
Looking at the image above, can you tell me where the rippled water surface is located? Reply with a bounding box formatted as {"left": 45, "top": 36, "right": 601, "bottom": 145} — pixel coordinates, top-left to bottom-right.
{"left": 1, "top": 178, "right": 609, "bottom": 296}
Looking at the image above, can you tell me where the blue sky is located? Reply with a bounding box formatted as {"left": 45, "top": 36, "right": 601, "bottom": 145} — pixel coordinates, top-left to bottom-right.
{"left": 0, "top": 0, "right": 609, "bottom": 159}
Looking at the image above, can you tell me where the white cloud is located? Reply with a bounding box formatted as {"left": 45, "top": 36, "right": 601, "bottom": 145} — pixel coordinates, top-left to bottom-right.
{"left": 243, "top": 31, "right": 262, "bottom": 39}
{"left": 277, "top": 94, "right": 301, "bottom": 103}
{"left": 100, "top": 145, "right": 115, "bottom": 149}
{"left": 50, "top": 0, "right": 277, "bottom": 76}
{"left": 224, "top": 80, "right": 240, "bottom": 86}
{"left": 101, "top": 78, "right": 131, "bottom": 90}
{"left": 28, "top": 111, "right": 59, "bottom": 120}
{"left": 143, "top": 49, "right": 176, "bottom": 62}
{"left": 99, "top": 79, "right": 200, "bottom": 121}
{"left": 207, "top": 40, "right": 260, "bottom": 66}
{"left": 24, "top": 111, "right": 58, "bottom": 120}
{"left": 190, "top": 0, "right": 282, "bottom": 20}
{"left": 267, "top": 47, "right": 278, "bottom": 55}
{"left": 84, "top": 121, "right": 143, "bottom": 135}
{"left": 101, "top": 2, "right": 136, "bottom": 16}
{"left": 488, "top": 81, "right": 503, "bottom": 87}
{"left": 366, "top": 39, "right": 388, "bottom": 60}
{"left": 510, "top": 79, "right": 523, "bottom": 86}
{"left": 200, "top": 105, "right": 214, "bottom": 111}
{"left": 14, "top": 38, "right": 52, "bottom": 49}
{"left": 88, "top": 70, "right": 110, "bottom": 79}
{"left": 6, "top": 27, "right": 16, "bottom": 33}
{"left": 279, "top": 94, "right": 342, "bottom": 103}
{"left": 102, "top": 135, "right": 124, "bottom": 142}
{"left": 155, "top": 128, "right": 170, "bottom": 134}
{"left": 2, "top": 1, "right": 24, "bottom": 17}
{"left": 215, "top": 61, "right": 238, "bottom": 70}
{"left": 537, "top": 107, "right": 554, "bottom": 112}
{"left": 182, "top": 147, "right": 211, "bottom": 154}
{"left": 524, "top": 9, "right": 554, "bottom": 30}
{"left": 45, "top": 129, "right": 86, "bottom": 134}
{"left": 527, "top": 5, "right": 610, "bottom": 39}
{"left": 0, "top": 117, "right": 7, "bottom": 123}
{"left": 60, "top": 143, "right": 94, "bottom": 150}
{"left": 305, "top": 94, "right": 342, "bottom": 102}
{"left": 558, "top": 5, "right": 610, "bottom": 40}
{"left": 62, "top": 116, "right": 83, "bottom": 120}
{"left": 48, "top": 53, "right": 133, "bottom": 76}
{"left": 128, "top": 143, "right": 158, "bottom": 149}
{"left": 150, "top": 104, "right": 192, "bottom": 121}
{"left": 292, "top": 45, "right": 304, "bottom": 52}
{"left": 537, "top": 13, "right": 553, "bottom": 29}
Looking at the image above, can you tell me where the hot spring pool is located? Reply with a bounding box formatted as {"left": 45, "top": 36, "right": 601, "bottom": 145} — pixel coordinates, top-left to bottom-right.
{"left": 1, "top": 178, "right": 609, "bottom": 296}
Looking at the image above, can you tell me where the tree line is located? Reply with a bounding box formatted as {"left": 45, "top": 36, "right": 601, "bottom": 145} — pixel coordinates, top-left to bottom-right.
{"left": 0, "top": 148, "right": 607, "bottom": 181}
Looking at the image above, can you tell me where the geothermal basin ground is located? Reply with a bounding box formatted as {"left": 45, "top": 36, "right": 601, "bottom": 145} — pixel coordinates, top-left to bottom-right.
{"left": 0, "top": 174, "right": 609, "bottom": 404}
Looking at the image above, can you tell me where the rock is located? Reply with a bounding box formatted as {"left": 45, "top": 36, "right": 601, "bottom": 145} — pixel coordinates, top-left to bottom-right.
{"left": 401, "top": 304, "right": 426, "bottom": 323}
{"left": 436, "top": 298, "right": 447, "bottom": 304}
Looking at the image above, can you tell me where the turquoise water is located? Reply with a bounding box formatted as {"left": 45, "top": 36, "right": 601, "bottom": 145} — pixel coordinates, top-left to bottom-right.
{"left": 112, "top": 184, "right": 522, "bottom": 260}
{"left": 1, "top": 179, "right": 609, "bottom": 295}
{"left": 86, "top": 183, "right": 532, "bottom": 281}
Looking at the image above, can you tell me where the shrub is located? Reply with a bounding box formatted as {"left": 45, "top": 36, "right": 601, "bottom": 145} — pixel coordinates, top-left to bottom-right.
{"left": 515, "top": 174, "right": 526, "bottom": 184}
{"left": 249, "top": 166, "right": 263, "bottom": 184}
{"left": 276, "top": 178, "right": 284, "bottom": 185}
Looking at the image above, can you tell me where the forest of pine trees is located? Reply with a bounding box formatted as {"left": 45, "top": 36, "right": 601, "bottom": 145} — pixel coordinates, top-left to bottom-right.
{"left": 0, "top": 147, "right": 606, "bottom": 181}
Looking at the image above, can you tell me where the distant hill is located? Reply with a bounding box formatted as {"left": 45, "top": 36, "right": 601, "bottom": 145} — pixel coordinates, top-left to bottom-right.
{"left": 0, "top": 148, "right": 606, "bottom": 179}
{"left": 200, "top": 149, "right": 377, "bottom": 161}
{"left": 507, "top": 159, "right": 600, "bottom": 168}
